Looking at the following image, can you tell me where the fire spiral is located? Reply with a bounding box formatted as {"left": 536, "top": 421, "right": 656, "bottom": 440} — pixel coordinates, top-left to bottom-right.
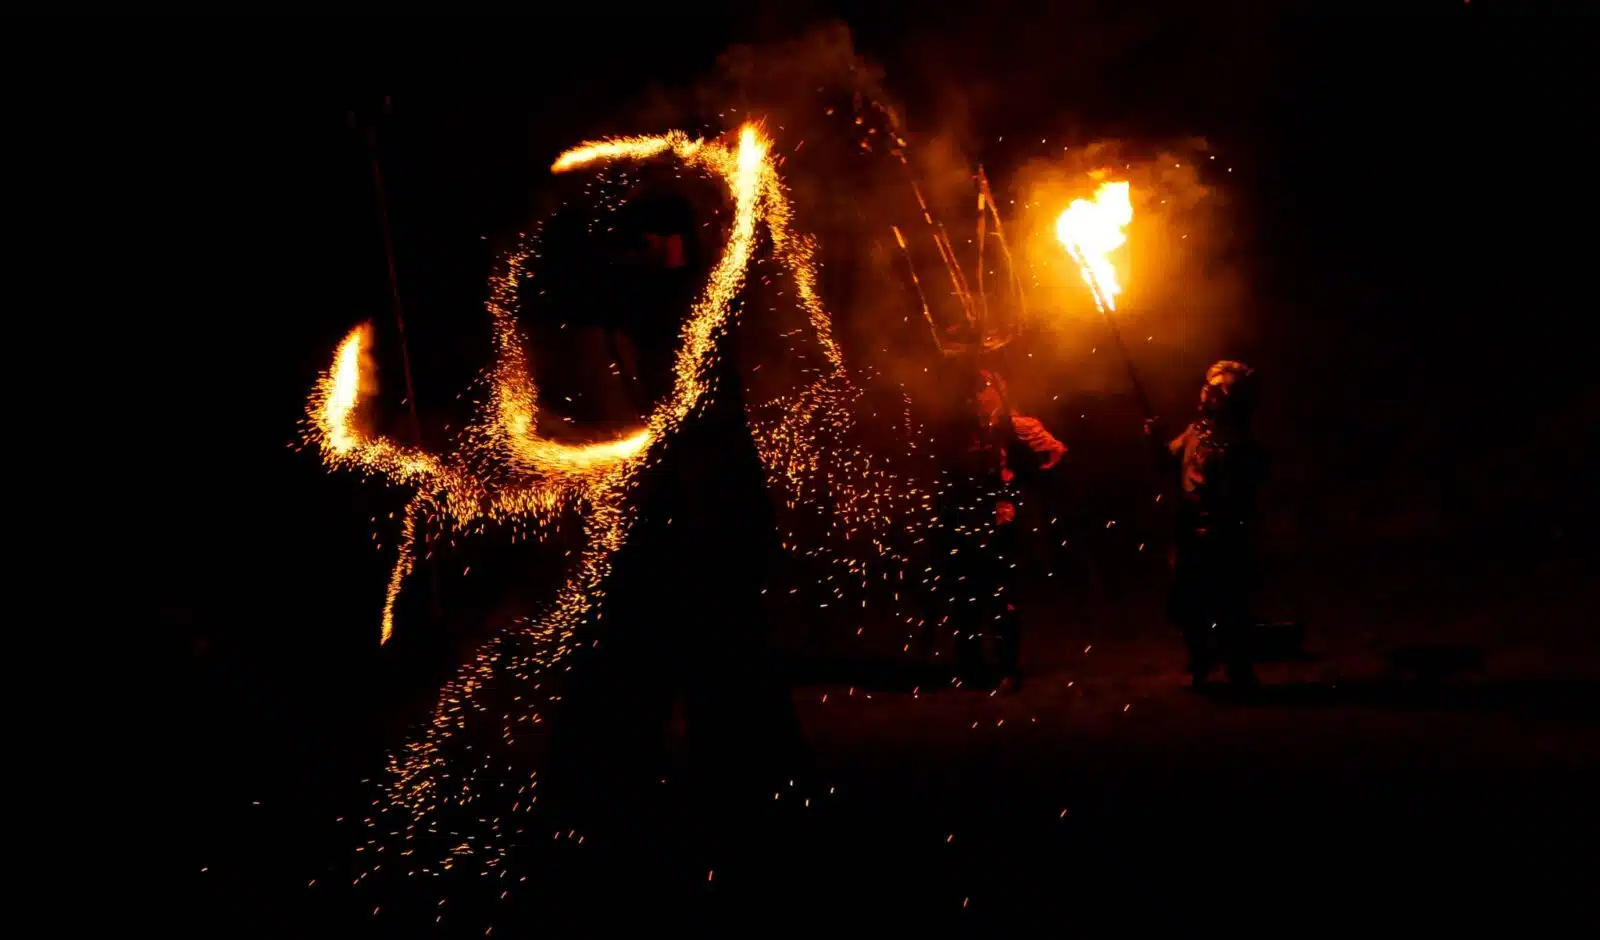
{"left": 306, "top": 126, "right": 773, "bottom": 646}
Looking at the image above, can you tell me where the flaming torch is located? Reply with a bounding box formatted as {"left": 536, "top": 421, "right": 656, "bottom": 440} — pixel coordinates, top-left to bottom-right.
{"left": 1054, "top": 180, "right": 1150, "bottom": 417}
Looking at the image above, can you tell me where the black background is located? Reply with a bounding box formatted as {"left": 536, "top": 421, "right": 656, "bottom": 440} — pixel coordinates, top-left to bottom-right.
{"left": 17, "top": 3, "right": 1594, "bottom": 929}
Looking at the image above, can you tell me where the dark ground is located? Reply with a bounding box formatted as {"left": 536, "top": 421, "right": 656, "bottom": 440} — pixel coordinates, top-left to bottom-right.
{"left": 175, "top": 541, "right": 1597, "bottom": 933}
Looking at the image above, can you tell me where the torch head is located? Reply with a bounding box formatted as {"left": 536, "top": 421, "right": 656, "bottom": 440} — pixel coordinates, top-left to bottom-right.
{"left": 1199, "top": 359, "right": 1258, "bottom": 424}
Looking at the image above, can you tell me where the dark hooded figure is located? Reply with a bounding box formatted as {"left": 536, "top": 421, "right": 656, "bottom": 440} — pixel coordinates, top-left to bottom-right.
{"left": 546, "top": 188, "right": 801, "bottom": 864}
{"left": 1148, "top": 360, "right": 1266, "bottom": 689}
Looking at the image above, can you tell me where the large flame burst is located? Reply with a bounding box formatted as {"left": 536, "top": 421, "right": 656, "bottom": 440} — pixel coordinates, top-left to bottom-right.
{"left": 1054, "top": 180, "right": 1133, "bottom": 312}
{"left": 303, "top": 123, "right": 935, "bottom": 843}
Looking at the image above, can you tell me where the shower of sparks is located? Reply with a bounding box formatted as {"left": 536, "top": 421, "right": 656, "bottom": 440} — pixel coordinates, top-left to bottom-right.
{"left": 1054, "top": 180, "right": 1133, "bottom": 312}
{"left": 303, "top": 118, "right": 962, "bottom": 899}
{"left": 304, "top": 128, "right": 769, "bottom": 647}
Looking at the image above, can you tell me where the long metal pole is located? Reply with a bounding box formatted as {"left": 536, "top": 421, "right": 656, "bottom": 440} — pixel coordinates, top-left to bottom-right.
{"left": 1099, "top": 307, "right": 1154, "bottom": 421}
{"left": 975, "top": 167, "right": 1026, "bottom": 320}
{"left": 891, "top": 226, "right": 944, "bottom": 353}
{"left": 360, "top": 105, "right": 440, "bottom": 622}
{"left": 365, "top": 123, "right": 426, "bottom": 449}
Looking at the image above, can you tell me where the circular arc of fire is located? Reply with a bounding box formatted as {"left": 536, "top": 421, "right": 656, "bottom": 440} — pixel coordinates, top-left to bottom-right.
{"left": 306, "top": 126, "right": 771, "bottom": 644}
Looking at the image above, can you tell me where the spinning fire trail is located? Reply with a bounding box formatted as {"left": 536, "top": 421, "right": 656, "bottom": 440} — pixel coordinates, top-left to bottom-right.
{"left": 300, "top": 122, "right": 944, "bottom": 880}
{"left": 307, "top": 128, "right": 759, "bottom": 647}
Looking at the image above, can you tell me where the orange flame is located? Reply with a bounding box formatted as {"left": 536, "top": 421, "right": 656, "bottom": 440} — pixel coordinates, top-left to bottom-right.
{"left": 1054, "top": 180, "right": 1132, "bottom": 312}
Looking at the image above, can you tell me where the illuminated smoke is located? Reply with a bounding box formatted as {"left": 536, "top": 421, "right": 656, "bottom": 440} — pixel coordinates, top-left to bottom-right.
{"left": 308, "top": 119, "right": 969, "bottom": 891}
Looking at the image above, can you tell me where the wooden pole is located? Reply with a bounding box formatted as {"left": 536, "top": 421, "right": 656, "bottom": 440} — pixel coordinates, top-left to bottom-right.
{"left": 1100, "top": 306, "right": 1154, "bottom": 421}
{"left": 363, "top": 119, "right": 425, "bottom": 450}
{"left": 357, "top": 102, "right": 441, "bottom": 621}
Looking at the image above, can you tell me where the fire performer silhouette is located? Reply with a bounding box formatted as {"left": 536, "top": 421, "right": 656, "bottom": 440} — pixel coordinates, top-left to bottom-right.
{"left": 547, "top": 187, "right": 801, "bottom": 850}
{"left": 1147, "top": 360, "right": 1266, "bottom": 690}
{"left": 946, "top": 363, "right": 1065, "bottom": 691}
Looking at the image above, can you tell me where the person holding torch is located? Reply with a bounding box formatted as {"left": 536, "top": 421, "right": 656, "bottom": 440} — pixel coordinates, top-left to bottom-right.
{"left": 948, "top": 363, "right": 1066, "bottom": 692}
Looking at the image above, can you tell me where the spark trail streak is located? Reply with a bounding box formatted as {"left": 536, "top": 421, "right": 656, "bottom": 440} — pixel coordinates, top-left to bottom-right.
{"left": 308, "top": 119, "right": 957, "bottom": 900}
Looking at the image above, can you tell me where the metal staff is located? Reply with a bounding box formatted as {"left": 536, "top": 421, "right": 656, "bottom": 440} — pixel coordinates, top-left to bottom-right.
{"left": 1098, "top": 306, "right": 1154, "bottom": 421}
{"left": 357, "top": 104, "right": 425, "bottom": 450}
{"left": 354, "top": 100, "right": 441, "bottom": 621}
{"left": 976, "top": 167, "right": 1026, "bottom": 321}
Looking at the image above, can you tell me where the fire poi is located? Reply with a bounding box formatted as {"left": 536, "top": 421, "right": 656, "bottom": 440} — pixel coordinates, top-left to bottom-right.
{"left": 307, "top": 129, "right": 761, "bottom": 648}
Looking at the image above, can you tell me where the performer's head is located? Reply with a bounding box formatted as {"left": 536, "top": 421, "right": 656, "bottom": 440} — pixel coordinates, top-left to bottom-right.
{"left": 1199, "top": 360, "right": 1258, "bottom": 424}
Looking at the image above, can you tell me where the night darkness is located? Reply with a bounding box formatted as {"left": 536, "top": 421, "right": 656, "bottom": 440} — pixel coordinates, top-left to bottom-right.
{"left": 44, "top": 5, "right": 1598, "bottom": 932}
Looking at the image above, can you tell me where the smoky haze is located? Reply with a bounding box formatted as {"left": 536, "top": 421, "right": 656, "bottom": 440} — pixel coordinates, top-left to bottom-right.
{"left": 584, "top": 24, "right": 1250, "bottom": 416}
{"left": 557, "top": 14, "right": 1593, "bottom": 558}
{"left": 530, "top": 23, "right": 1259, "bottom": 547}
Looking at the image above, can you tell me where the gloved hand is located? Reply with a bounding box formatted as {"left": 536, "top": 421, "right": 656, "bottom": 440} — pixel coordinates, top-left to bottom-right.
{"left": 1011, "top": 416, "right": 1067, "bottom": 469}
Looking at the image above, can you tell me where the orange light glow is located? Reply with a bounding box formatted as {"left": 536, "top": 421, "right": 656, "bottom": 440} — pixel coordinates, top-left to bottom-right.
{"left": 1054, "top": 180, "right": 1132, "bottom": 312}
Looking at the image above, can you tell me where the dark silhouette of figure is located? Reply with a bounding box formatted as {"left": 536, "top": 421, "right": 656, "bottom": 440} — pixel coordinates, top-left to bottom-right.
{"left": 546, "top": 191, "right": 800, "bottom": 862}
{"left": 946, "top": 365, "right": 1065, "bottom": 691}
{"left": 1148, "top": 360, "right": 1266, "bottom": 689}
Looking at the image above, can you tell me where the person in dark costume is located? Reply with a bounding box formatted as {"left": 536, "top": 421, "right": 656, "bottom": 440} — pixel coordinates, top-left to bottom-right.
{"left": 546, "top": 191, "right": 800, "bottom": 865}
{"left": 1147, "top": 360, "right": 1266, "bottom": 689}
{"left": 945, "top": 365, "right": 1065, "bottom": 692}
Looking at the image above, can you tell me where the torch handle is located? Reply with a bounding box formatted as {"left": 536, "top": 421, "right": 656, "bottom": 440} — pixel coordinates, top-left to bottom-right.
{"left": 1099, "top": 309, "right": 1155, "bottom": 421}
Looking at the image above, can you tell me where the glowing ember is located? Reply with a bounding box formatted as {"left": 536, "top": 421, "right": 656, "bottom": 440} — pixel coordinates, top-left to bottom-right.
{"left": 1054, "top": 180, "right": 1132, "bottom": 312}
